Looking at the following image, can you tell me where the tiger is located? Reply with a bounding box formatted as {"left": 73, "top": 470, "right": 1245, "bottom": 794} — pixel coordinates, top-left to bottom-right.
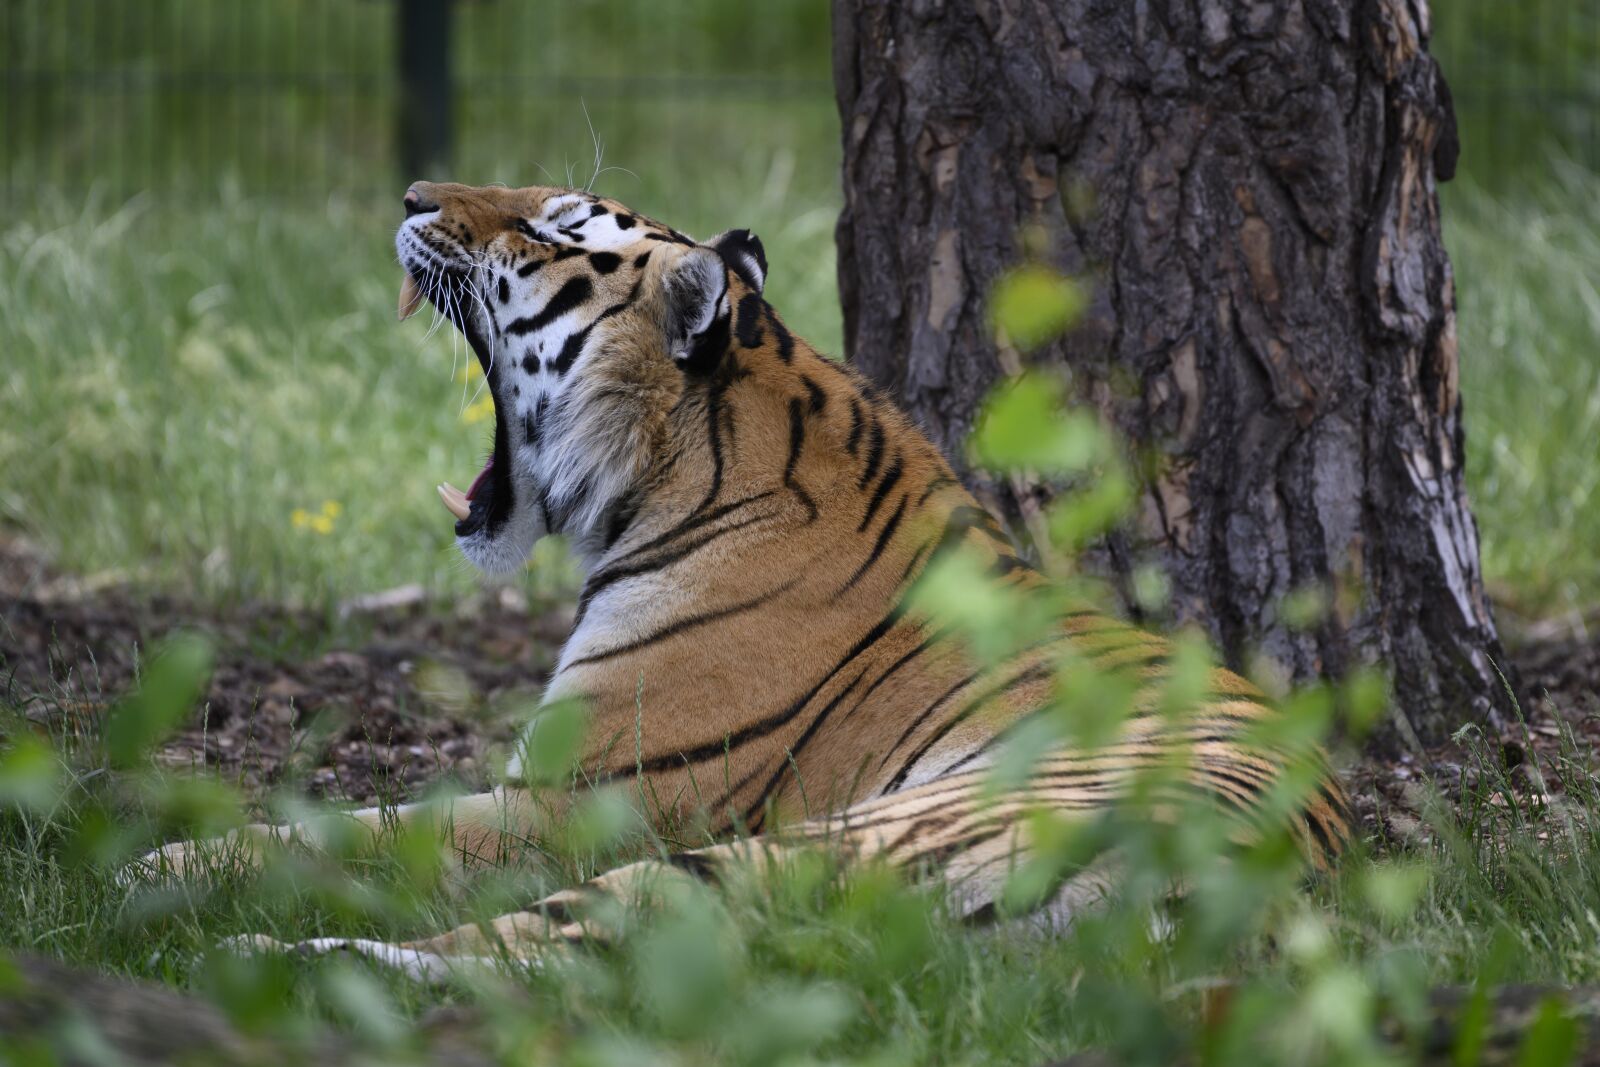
{"left": 139, "top": 181, "right": 1351, "bottom": 978}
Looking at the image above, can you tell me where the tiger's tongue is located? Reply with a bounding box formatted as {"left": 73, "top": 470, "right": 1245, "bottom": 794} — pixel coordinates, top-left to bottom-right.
{"left": 436, "top": 458, "right": 493, "bottom": 522}
{"left": 466, "top": 456, "right": 494, "bottom": 500}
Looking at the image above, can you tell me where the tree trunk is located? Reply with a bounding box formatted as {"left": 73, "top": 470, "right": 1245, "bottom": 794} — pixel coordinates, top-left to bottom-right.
{"left": 833, "top": 0, "right": 1511, "bottom": 749}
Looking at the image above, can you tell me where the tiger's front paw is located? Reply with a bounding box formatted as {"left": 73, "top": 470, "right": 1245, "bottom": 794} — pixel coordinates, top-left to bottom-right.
{"left": 219, "top": 933, "right": 470, "bottom": 983}
{"left": 124, "top": 825, "right": 276, "bottom": 884}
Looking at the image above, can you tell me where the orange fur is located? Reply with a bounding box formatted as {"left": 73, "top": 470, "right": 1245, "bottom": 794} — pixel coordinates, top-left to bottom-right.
{"left": 142, "top": 183, "right": 1351, "bottom": 969}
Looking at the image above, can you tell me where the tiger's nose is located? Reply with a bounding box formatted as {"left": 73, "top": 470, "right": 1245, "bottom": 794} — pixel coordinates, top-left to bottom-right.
{"left": 403, "top": 183, "right": 438, "bottom": 217}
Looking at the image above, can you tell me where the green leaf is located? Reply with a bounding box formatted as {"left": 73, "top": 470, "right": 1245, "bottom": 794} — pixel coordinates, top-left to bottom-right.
{"left": 1517, "top": 997, "right": 1579, "bottom": 1067}
{"left": 1362, "top": 861, "right": 1431, "bottom": 922}
{"left": 102, "top": 634, "right": 213, "bottom": 769}
{"left": 989, "top": 265, "right": 1086, "bottom": 351}
{"left": 971, "top": 373, "right": 1109, "bottom": 475}
{"left": 520, "top": 698, "right": 588, "bottom": 786}
{"left": 1046, "top": 469, "right": 1135, "bottom": 549}
{"left": 0, "top": 735, "right": 63, "bottom": 813}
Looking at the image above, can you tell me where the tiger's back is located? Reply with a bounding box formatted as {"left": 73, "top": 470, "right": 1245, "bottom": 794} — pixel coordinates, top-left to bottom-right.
{"left": 474, "top": 185, "right": 1354, "bottom": 863}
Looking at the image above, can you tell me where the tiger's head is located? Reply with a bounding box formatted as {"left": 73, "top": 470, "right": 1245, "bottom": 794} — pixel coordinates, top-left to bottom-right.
{"left": 395, "top": 181, "right": 770, "bottom": 573}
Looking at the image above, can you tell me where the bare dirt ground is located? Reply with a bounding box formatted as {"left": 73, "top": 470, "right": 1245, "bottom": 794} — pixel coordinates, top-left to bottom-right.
{"left": 2, "top": 532, "right": 1597, "bottom": 830}
{"left": 0, "top": 534, "right": 569, "bottom": 807}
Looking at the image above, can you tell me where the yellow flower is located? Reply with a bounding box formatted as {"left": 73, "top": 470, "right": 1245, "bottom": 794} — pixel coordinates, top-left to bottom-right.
{"left": 463, "top": 395, "right": 496, "bottom": 425}
{"left": 291, "top": 499, "right": 341, "bottom": 535}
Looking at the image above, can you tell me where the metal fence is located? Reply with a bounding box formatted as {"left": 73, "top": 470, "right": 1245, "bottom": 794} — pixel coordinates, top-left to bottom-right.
{"left": 0, "top": 0, "right": 837, "bottom": 203}
{"left": 1, "top": 0, "right": 1595, "bottom": 204}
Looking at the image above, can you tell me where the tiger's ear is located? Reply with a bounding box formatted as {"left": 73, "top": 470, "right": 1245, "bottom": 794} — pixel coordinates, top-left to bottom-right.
{"left": 707, "top": 229, "right": 766, "bottom": 294}
{"left": 662, "top": 246, "right": 732, "bottom": 374}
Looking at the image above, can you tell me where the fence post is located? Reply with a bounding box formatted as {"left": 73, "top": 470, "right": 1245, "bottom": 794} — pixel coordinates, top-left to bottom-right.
{"left": 397, "top": 0, "right": 454, "bottom": 180}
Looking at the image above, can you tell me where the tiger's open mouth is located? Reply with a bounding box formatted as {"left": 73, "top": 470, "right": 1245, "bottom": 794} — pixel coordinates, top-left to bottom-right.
{"left": 397, "top": 263, "right": 514, "bottom": 542}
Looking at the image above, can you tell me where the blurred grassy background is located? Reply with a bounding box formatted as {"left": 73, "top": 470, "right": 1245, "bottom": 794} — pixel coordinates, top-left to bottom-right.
{"left": 1, "top": 0, "right": 1597, "bottom": 614}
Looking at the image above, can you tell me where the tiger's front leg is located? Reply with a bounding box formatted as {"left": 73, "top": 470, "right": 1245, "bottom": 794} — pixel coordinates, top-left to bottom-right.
{"left": 132, "top": 785, "right": 541, "bottom": 881}
{"left": 237, "top": 835, "right": 796, "bottom": 979}
{"left": 229, "top": 772, "right": 1061, "bottom": 975}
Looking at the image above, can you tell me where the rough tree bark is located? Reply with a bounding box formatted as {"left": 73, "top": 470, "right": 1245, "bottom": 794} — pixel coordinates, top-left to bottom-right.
{"left": 833, "top": 0, "right": 1511, "bottom": 748}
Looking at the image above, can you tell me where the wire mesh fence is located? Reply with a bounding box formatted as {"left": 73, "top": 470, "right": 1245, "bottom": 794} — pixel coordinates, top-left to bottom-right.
{"left": 1, "top": 0, "right": 1595, "bottom": 206}
{"left": 0, "top": 0, "right": 837, "bottom": 205}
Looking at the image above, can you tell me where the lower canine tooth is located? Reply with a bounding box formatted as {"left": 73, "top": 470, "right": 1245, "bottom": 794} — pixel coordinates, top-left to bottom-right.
{"left": 437, "top": 482, "right": 471, "bottom": 521}
{"left": 399, "top": 273, "right": 424, "bottom": 321}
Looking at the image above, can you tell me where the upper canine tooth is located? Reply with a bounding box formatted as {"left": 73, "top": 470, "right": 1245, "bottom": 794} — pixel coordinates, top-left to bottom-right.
{"left": 399, "top": 273, "right": 424, "bottom": 321}
{"left": 437, "top": 483, "right": 471, "bottom": 521}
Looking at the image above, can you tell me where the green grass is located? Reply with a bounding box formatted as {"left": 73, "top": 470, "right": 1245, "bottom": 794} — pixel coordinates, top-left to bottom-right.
{"left": 1449, "top": 166, "right": 1600, "bottom": 614}
{"left": 3, "top": 164, "right": 1594, "bottom": 615}
{"left": 5, "top": 648, "right": 1600, "bottom": 1065}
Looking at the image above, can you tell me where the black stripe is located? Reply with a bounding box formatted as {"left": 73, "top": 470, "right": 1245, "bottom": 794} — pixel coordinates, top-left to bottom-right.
{"left": 1303, "top": 808, "right": 1340, "bottom": 857}
{"left": 902, "top": 824, "right": 1011, "bottom": 871}
{"left": 767, "top": 303, "right": 795, "bottom": 363}
{"left": 497, "top": 276, "right": 510, "bottom": 304}
{"left": 858, "top": 418, "right": 885, "bottom": 489}
{"left": 851, "top": 628, "right": 943, "bottom": 712}
{"left": 928, "top": 505, "right": 997, "bottom": 562}
{"left": 895, "top": 539, "right": 935, "bottom": 590}
{"left": 537, "top": 897, "right": 577, "bottom": 925}
{"left": 632, "top": 250, "right": 650, "bottom": 268}
{"left": 619, "top": 608, "right": 906, "bottom": 778}
{"left": 692, "top": 376, "right": 731, "bottom": 514}
{"left": 784, "top": 397, "right": 818, "bottom": 520}
{"left": 616, "top": 214, "right": 637, "bottom": 230}
{"left": 838, "top": 494, "right": 908, "bottom": 595}
{"left": 610, "top": 492, "right": 774, "bottom": 570}
{"left": 921, "top": 476, "right": 953, "bottom": 508}
{"left": 601, "top": 491, "right": 641, "bottom": 551}
{"left": 990, "top": 554, "right": 1035, "bottom": 577}
{"left": 526, "top": 394, "right": 549, "bottom": 446}
{"left": 665, "top": 851, "right": 722, "bottom": 885}
{"left": 517, "top": 259, "right": 542, "bottom": 278}
{"left": 741, "top": 667, "right": 872, "bottom": 825}
{"left": 802, "top": 375, "right": 827, "bottom": 414}
{"left": 877, "top": 670, "right": 985, "bottom": 777}
{"left": 552, "top": 246, "right": 587, "bottom": 262}
{"left": 845, "top": 399, "right": 864, "bottom": 457}
{"left": 565, "top": 578, "right": 799, "bottom": 669}
{"left": 549, "top": 322, "right": 594, "bottom": 375}
{"left": 507, "top": 276, "right": 593, "bottom": 336}
{"left": 858, "top": 456, "right": 904, "bottom": 532}
{"left": 735, "top": 293, "right": 765, "bottom": 348}
{"left": 589, "top": 251, "right": 622, "bottom": 274}
{"left": 574, "top": 510, "right": 773, "bottom": 628}
{"left": 884, "top": 663, "right": 1054, "bottom": 792}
